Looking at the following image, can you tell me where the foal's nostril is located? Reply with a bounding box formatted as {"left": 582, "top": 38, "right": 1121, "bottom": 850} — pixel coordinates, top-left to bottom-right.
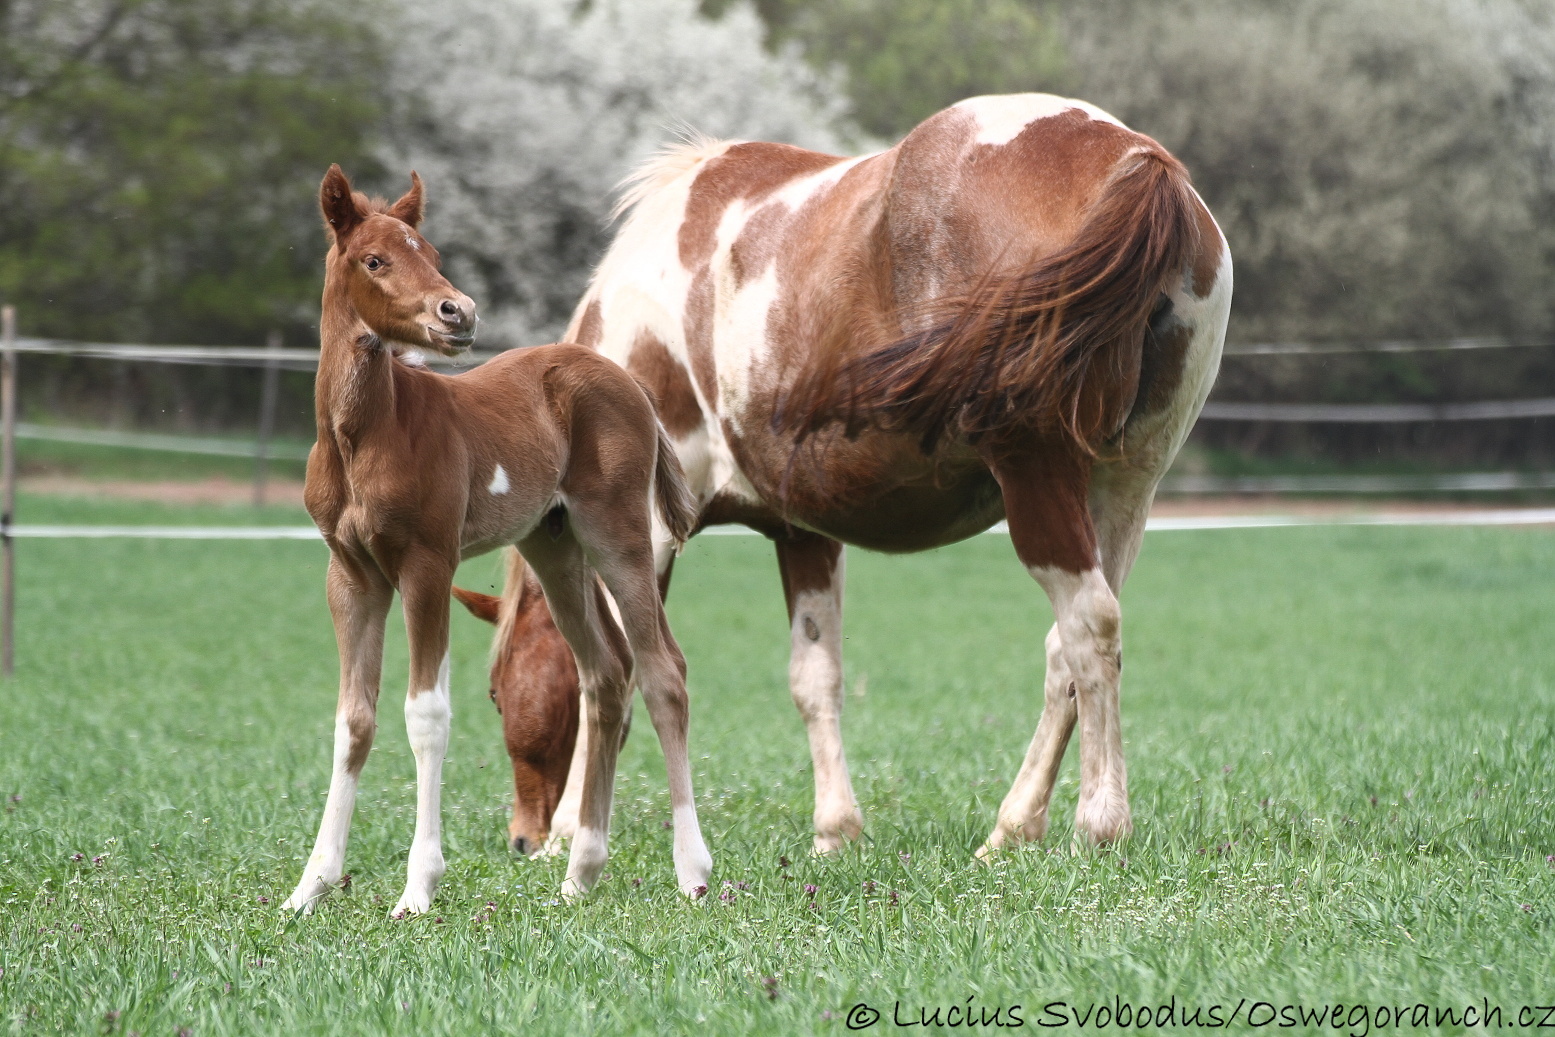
{"left": 511, "top": 836, "right": 531, "bottom": 856}
{"left": 439, "top": 299, "right": 462, "bottom": 323}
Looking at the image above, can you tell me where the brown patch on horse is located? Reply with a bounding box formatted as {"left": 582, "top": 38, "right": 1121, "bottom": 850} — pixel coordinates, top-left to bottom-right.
{"left": 780, "top": 141, "right": 1204, "bottom": 455}
{"left": 730, "top": 201, "right": 793, "bottom": 289}
{"left": 682, "top": 267, "right": 718, "bottom": 409}
{"left": 1191, "top": 203, "right": 1224, "bottom": 298}
{"left": 776, "top": 533, "right": 842, "bottom": 621}
{"left": 627, "top": 329, "right": 704, "bottom": 437}
{"left": 574, "top": 298, "right": 604, "bottom": 348}
{"left": 986, "top": 437, "right": 1096, "bottom": 574}
{"left": 1131, "top": 303, "right": 1194, "bottom": 420}
{"left": 678, "top": 142, "right": 843, "bottom": 270}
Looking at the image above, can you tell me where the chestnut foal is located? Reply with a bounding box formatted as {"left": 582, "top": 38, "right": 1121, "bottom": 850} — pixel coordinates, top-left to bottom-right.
{"left": 281, "top": 166, "right": 712, "bottom": 915}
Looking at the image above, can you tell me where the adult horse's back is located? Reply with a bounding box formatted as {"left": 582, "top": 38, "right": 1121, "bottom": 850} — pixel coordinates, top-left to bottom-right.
{"left": 497, "top": 94, "right": 1230, "bottom": 854}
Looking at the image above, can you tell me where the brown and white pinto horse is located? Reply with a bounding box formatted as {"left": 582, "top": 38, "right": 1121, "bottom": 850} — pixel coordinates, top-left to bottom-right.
{"left": 281, "top": 165, "right": 712, "bottom": 914}
{"left": 473, "top": 94, "right": 1232, "bottom": 857}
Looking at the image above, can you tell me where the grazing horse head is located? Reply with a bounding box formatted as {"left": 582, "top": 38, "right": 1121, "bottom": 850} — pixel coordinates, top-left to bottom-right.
{"left": 452, "top": 551, "right": 580, "bottom": 856}
{"left": 318, "top": 164, "right": 477, "bottom": 355}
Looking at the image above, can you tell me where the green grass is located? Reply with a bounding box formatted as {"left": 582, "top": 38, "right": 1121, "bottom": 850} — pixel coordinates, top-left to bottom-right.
{"left": 2, "top": 506, "right": 1553, "bottom": 1034}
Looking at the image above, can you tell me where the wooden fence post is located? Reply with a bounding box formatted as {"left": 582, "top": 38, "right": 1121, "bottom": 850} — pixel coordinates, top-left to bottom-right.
{"left": 253, "top": 329, "right": 281, "bottom": 507}
{"left": 2, "top": 305, "right": 16, "bottom": 677}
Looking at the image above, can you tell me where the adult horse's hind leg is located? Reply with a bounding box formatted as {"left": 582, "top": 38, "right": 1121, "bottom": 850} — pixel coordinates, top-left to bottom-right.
{"left": 977, "top": 621, "right": 1077, "bottom": 856}
{"left": 282, "top": 553, "right": 392, "bottom": 913}
{"left": 519, "top": 528, "right": 634, "bottom": 897}
{"left": 776, "top": 532, "right": 862, "bottom": 854}
{"left": 987, "top": 443, "right": 1131, "bottom": 848}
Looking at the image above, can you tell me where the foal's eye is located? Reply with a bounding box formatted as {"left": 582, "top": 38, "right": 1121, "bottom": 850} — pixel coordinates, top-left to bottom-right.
{"left": 364, "top": 256, "right": 383, "bottom": 271}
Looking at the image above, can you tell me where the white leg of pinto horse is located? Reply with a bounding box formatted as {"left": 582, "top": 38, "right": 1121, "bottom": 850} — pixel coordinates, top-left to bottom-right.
{"left": 776, "top": 532, "right": 862, "bottom": 854}
{"left": 980, "top": 444, "right": 1138, "bottom": 853}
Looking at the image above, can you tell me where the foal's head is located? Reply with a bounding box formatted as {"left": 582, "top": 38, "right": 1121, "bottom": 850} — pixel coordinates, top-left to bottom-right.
{"left": 319, "top": 164, "right": 477, "bottom": 354}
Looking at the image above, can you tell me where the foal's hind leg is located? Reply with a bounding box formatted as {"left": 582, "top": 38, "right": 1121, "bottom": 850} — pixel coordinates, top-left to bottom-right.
{"left": 776, "top": 532, "right": 862, "bottom": 854}
{"left": 519, "top": 530, "right": 634, "bottom": 897}
{"left": 576, "top": 518, "right": 712, "bottom": 897}
{"left": 987, "top": 443, "right": 1131, "bottom": 848}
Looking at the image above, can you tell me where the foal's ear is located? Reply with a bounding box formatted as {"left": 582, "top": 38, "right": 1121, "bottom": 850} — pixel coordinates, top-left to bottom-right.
{"left": 387, "top": 171, "right": 425, "bottom": 229}
{"left": 320, "top": 164, "right": 366, "bottom": 243}
{"left": 452, "top": 586, "right": 501, "bottom": 625}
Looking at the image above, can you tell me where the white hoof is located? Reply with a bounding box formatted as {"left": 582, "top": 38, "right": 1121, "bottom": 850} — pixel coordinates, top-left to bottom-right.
{"left": 281, "top": 875, "right": 332, "bottom": 914}
{"left": 390, "top": 887, "right": 435, "bottom": 918}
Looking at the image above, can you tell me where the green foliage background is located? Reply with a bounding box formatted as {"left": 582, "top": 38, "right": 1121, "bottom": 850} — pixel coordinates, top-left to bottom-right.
{"left": 0, "top": 0, "right": 384, "bottom": 346}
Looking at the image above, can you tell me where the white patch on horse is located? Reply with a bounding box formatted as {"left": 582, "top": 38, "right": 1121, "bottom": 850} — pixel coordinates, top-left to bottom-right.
{"left": 404, "top": 233, "right": 420, "bottom": 250}
{"left": 958, "top": 93, "right": 1127, "bottom": 146}
{"left": 393, "top": 652, "right": 451, "bottom": 916}
{"left": 487, "top": 465, "right": 510, "bottom": 496}
{"left": 786, "top": 561, "right": 861, "bottom": 854}
{"left": 279, "top": 710, "right": 362, "bottom": 913}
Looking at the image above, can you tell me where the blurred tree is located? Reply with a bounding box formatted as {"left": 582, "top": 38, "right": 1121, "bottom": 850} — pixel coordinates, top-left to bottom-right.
{"left": 0, "top": 0, "right": 384, "bottom": 344}
{"left": 382, "top": 0, "right": 853, "bottom": 347}
{"left": 1059, "top": 0, "right": 1555, "bottom": 346}
{"left": 704, "top": 0, "right": 1067, "bottom": 140}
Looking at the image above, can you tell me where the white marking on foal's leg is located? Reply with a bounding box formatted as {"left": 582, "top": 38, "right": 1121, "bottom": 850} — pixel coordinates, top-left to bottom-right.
{"left": 487, "top": 465, "right": 510, "bottom": 495}
{"left": 281, "top": 710, "right": 368, "bottom": 913}
{"left": 1030, "top": 566, "right": 1129, "bottom": 846}
{"left": 788, "top": 577, "right": 861, "bottom": 854}
{"left": 542, "top": 693, "right": 589, "bottom": 856}
{"left": 392, "top": 652, "right": 451, "bottom": 917}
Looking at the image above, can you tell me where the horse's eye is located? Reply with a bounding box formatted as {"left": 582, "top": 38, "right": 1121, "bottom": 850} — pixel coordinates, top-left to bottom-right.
{"left": 364, "top": 256, "right": 383, "bottom": 271}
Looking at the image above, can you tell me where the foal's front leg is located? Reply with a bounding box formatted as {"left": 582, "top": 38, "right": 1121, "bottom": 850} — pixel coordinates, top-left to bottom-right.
{"left": 391, "top": 548, "right": 458, "bottom": 917}
{"left": 282, "top": 555, "right": 392, "bottom": 913}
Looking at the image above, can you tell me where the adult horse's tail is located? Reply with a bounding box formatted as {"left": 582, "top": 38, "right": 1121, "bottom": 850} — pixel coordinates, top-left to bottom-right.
{"left": 779, "top": 147, "right": 1204, "bottom": 452}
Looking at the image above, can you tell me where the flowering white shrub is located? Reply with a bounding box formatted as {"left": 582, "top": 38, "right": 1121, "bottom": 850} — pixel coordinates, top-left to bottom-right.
{"left": 382, "top": 0, "right": 854, "bottom": 346}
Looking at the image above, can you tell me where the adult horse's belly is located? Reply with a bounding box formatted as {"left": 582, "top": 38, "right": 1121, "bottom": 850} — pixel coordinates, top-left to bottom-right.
{"left": 722, "top": 422, "right": 1006, "bottom": 552}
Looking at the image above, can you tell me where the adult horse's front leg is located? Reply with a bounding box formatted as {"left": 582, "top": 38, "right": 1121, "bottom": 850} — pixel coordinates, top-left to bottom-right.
{"left": 283, "top": 553, "right": 392, "bottom": 912}
{"left": 391, "top": 547, "right": 458, "bottom": 917}
{"left": 987, "top": 444, "right": 1130, "bottom": 848}
{"left": 776, "top": 532, "right": 862, "bottom": 854}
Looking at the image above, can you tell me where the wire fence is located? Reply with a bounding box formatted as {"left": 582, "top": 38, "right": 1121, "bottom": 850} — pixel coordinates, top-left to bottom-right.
{"left": 4, "top": 321, "right": 1555, "bottom": 676}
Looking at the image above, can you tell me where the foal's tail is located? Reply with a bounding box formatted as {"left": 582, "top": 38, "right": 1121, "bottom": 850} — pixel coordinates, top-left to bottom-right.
{"left": 653, "top": 420, "right": 699, "bottom": 547}
{"left": 778, "top": 148, "right": 1205, "bottom": 452}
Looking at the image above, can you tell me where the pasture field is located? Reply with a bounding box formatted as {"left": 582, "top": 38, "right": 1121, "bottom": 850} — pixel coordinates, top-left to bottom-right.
{"left": 2, "top": 494, "right": 1553, "bottom": 1034}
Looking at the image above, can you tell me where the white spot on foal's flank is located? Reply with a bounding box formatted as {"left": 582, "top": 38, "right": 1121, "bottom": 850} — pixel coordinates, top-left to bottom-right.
{"left": 487, "top": 465, "right": 510, "bottom": 495}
